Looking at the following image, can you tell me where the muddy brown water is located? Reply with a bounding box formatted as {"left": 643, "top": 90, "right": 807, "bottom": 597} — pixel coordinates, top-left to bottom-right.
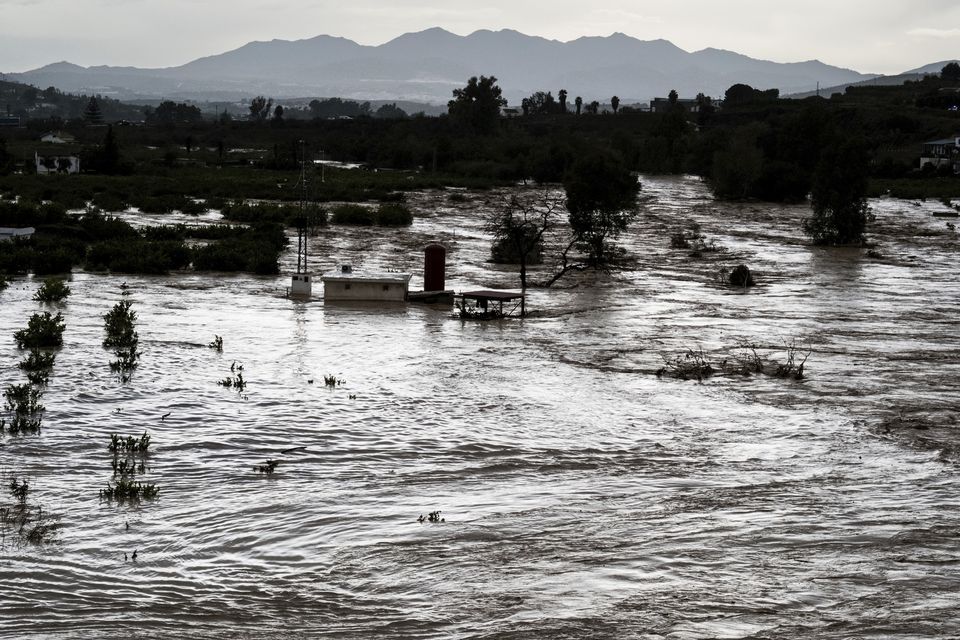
{"left": 1, "top": 176, "right": 959, "bottom": 638}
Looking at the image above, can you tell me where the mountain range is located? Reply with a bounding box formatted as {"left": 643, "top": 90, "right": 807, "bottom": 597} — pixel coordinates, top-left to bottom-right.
{"left": 7, "top": 28, "right": 883, "bottom": 105}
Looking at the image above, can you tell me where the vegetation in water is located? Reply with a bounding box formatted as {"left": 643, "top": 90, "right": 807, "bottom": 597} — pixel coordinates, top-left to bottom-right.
{"left": 1, "top": 474, "right": 60, "bottom": 547}
{"left": 418, "top": 510, "right": 445, "bottom": 523}
{"left": 658, "top": 340, "right": 811, "bottom": 382}
{"left": 331, "top": 203, "right": 375, "bottom": 226}
{"left": 103, "top": 299, "right": 140, "bottom": 377}
{"left": 2, "top": 383, "right": 45, "bottom": 433}
{"left": 725, "top": 339, "right": 811, "bottom": 380}
{"left": 209, "top": 335, "right": 223, "bottom": 351}
{"left": 103, "top": 300, "right": 138, "bottom": 348}
{"left": 219, "top": 362, "right": 247, "bottom": 391}
{"left": 102, "top": 432, "right": 157, "bottom": 502}
{"left": 32, "top": 278, "right": 71, "bottom": 302}
{"left": 18, "top": 349, "right": 56, "bottom": 372}
{"left": 657, "top": 347, "right": 716, "bottom": 382}
{"left": 255, "top": 460, "right": 279, "bottom": 475}
{"left": 100, "top": 477, "right": 159, "bottom": 501}
{"left": 108, "top": 432, "right": 151, "bottom": 454}
{"left": 13, "top": 312, "right": 65, "bottom": 349}
{"left": 718, "top": 264, "right": 756, "bottom": 288}
{"left": 323, "top": 374, "right": 345, "bottom": 387}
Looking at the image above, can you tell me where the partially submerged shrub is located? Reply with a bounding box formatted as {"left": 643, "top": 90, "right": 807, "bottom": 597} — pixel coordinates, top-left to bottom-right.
{"left": 191, "top": 223, "right": 287, "bottom": 275}
{"left": 727, "top": 264, "right": 755, "bottom": 287}
{"left": 255, "top": 460, "right": 279, "bottom": 474}
{"left": 2, "top": 474, "right": 60, "bottom": 545}
{"left": 219, "top": 363, "right": 246, "bottom": 391}
{"left": 331, "top": 203, "right": 375, "bottom": 226}
{"left": 13, "top": 312, "right": 65, "bottom": 349}
{"left": 0, "top": 274, "right": 10, "bottom": 292}
{"left": 103, "top": 300, "right": 140, "bottom": 378}
{"left": 726, "top": 339, "right": 810, "bottom": 380}
{"left": 100, "top": 477, "right": 159, "bottom": 501}
{"left": 33, "top": 278, "right": 71, "bottom": 302}
{"left": 656, "top": 347, "right": 715, "bottom": 382}
{"left": 103, "top": 432, "right": 156, "bottom": 501}
{"left": 2, "top": 383, "right": 44, "bottom": 433}
{"left": 108, "top": 432, "right": 151, "bottom": 454}
{"left": 18, "top": 349, "right": 56, "bottom": 372}
{"left": 209, "top": 335, "right": 223, "bottom": 352}
{"left": 375, "top": 203, "right": 413, "bottom": 226}
{"left": 671, "top": 224, "right": 722, "bottom": 255}
{"left": 103, "top": 301, "right": 138, "bottom": 348}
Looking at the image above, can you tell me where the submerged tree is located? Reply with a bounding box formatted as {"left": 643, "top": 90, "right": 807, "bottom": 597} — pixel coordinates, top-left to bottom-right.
{"left": 563, "top": 150, "right": 640, "bottom": 265}
{"left": 803, "top": 136, "right": 870, "bottom": 245}
{"left": 487, "top": 193, "right": 564, "bottom": 316}
{"left": 524, "top": 151, "right": 642, "bottom": 288}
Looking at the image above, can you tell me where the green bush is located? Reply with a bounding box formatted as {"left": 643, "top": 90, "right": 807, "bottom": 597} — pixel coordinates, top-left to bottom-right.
{"left": 18, "top": 349, "right": 56, "bottom": 372}
{"left": 86, "top": 239, "right": 191, "bottom": 274}
{"left": 191, "top": 222, "right": 287, "bottom": 274}
{"left": 79, "top": 212, "right": 139, "bottom": 241}
{"left": 103, "top": 300, "right": 138, "bottom": 349}
{"left": 33, "top": 278, "right": 71, "bottom": 302}
{"left": 91, "top": 192, "right": 127, "bottom": 213}
{"left": 375, "top": 203, "right": 413, "bottom": 226}
{"left": 331, "top": 204, "right": 375, "bottom": 225}
{"left": 14, "top": 312, "right": 66, "bottom": 349}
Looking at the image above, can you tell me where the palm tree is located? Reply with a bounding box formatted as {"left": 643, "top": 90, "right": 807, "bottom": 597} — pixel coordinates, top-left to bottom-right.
{"left": 558, "top": 89, "right": 568, "bottom": 114}
{"left": 574, "top": 96, "right": 583, "bottom": 116}
{"left": 611, "top": 96, "right": 620, "bottom": 114}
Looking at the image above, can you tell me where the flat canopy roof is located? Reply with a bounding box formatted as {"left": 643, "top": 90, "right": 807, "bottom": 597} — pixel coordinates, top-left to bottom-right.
{"left": 457, "top": 289, "right": 524, "bottom": 301}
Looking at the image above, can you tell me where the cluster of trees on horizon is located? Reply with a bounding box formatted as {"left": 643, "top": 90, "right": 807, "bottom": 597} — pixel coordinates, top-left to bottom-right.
{"left": 2, "top": 63, "right": 960, "bottom": 248}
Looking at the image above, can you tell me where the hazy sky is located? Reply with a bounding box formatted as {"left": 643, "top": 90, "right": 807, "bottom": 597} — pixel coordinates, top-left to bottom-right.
{"left": 1, "top": 0, "right": 958, "bottom": 74}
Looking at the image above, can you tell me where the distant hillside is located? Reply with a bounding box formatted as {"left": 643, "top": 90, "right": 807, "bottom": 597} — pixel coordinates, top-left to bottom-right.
{"left": 0, "top": 79, "right": 145, "bottom": 122}
{"left": 7, "top": 28, "right": 877, "bottom": 105}
{"left": 785, "top": 60, "right": 960, "bottom": 99}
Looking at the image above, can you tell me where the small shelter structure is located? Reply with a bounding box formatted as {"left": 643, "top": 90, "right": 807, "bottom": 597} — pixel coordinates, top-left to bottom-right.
{"left": 455, "top": 290, "right": 525, "bottom": 319}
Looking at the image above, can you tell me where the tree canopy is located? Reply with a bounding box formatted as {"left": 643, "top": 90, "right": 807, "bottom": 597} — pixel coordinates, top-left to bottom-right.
{"left": 942, "top": 62, "right": 960, "bottom": 82}
{"left": 248, "top": 96, "right": 273, "bottom": 121}
{"left": 803, "top": 135, "right": 870, "bottom": 245}
{"left": 564, "top": 150, "right": 640, "bottom": 264}
{"left": 447, "top": 75, "right": 507, "bottom": 134}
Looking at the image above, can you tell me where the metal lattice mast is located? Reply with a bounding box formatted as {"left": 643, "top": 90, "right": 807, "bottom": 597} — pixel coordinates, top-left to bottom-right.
{"left": 296, "top": 140, "right": 308, "bottom": 275}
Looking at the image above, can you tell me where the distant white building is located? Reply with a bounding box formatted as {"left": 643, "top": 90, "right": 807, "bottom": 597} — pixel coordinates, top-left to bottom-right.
{"left": 321, "top": 265, "right": 411, "bottom": 302}
{"left": 920, "top": 136, "right": 960, "bottom": 173}
{"left": 0, "top": 227, "right": 35, "bottom": 242}
{"left": 40, "top": 131, "right": 76, "bottom": 144}
{"left": 35, "top": 152, "right": 80, "bottom": 175}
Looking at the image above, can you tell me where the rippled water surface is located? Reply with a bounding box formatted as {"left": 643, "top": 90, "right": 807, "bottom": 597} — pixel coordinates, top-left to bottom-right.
{"left": 2, "top": 176, "right": 959, "bottom": 639}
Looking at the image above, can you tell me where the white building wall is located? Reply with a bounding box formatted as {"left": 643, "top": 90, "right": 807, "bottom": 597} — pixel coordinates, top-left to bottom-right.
{"left": 322, "top": 279, "right": 408, "bottom": 302}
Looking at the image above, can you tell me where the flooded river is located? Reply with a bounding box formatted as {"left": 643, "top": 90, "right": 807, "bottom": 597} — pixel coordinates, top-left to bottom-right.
{"left": 1, "top": 176, "right": 959, "bottom": 638}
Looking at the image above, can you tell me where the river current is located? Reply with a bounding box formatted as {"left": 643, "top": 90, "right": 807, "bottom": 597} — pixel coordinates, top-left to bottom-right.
{"left": 1, "top": 176, "right": 959, "bottom": 639}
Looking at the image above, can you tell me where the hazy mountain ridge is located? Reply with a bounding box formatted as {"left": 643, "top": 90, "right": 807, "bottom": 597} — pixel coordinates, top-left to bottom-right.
{"left": 8, "top": 28, "right": 881, "bottom": 104}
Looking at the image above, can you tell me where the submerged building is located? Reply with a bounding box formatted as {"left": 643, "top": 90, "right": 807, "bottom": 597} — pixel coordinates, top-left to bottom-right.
{"left": 320, "top": 265, "right": 411, "bottom": 302}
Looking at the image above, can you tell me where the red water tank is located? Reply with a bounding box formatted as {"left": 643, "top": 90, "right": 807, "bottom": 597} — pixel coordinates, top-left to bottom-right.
{"left": 423, "top": 244, "right": 446, "bottom": 291}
